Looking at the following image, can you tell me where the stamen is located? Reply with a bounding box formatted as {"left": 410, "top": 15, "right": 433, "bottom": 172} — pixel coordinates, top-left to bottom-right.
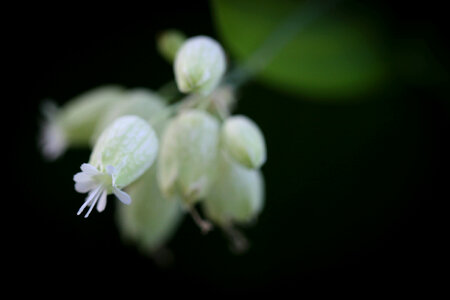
{"left": 77, "top": 185, "right": 102, "bottom": 216}
{"left": 84, "top": 187, "right": 105, "bottom": 218}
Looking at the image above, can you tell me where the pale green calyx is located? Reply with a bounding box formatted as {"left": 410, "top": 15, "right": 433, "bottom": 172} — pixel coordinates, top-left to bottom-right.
{"left": 92, "top": 88, "right": 166, "bottom": 143}
{"left": 39, "top": 85, "right": 125, "bottom": 160}
{"left": 203, "top": 152, "right": 264, "bottom": 226}
{"left": 74, "top": 115, "right": 159, "bottom": 217}
{"left": 174, "top": 36, "right": 226, "bottom": 95}
{"left": 157, "top": 29, "right": 187, "bottom": 63}
{"left": 116, "top": 167, "right": 183, "bottom": 253}
{"left": 157, "top": 109, "right": 220, "bottom": 205}
{"left": 222, "top": 115, "right": 266, "bottom": 169}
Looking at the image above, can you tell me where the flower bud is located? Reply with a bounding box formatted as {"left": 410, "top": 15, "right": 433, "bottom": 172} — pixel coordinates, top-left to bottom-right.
{"left": 74, "top": 115, "right": 159, "bottom": 217}
{"left": 92, "top": 88, "right": 166, "bottom": 143}
{"left": 39, "top": 85, "right": 125, "bottom": 160}
{"left": 157, "top": 29, "right": 187, "bottom": 63}
{"left": 203, "top": 152, "right": 264, "bottom": 226}
{"left": 174, "top": 36, "right": 226, "bottom": 95}
{"left": 222, "top": 115, "right": 266, "bottom": 169}
{"left": 157, "top": 109, "right": 220, "bottom": 205}
{"left": 116, "top": 167, "right": 183, "bottom": 252}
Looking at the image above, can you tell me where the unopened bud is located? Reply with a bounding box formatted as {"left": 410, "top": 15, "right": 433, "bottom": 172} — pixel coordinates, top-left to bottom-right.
{"left": 157, "top": 109, "right": 220, "bottom": 205}
{"left": 203, "top": 152, "right": 264, "bottom": 226}
{"left": 116, "top": 167, "right": 183, "bottom": 252}
{"left": 222, "top": 115, "right": 266, "bottom": 169}
{"left": 157, "top": 29, "right": 187, "bottom": 63}
{"left": 174, "top": 36, "right": 226, "bottom": 95}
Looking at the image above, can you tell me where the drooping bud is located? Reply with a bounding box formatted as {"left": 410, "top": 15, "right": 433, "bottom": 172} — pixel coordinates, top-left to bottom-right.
{"left": 74, "top": 115, "right": 159, "bottom": 217}
{"left": 39, "top": 85, "right": 125, "bottom": 160}
{"left": 116, "top": 167, "right": 183, "bottom": 253}
{"left": 157, "top": 109, "right": 220, "bottom": 205}
{"left": 174, "top": 36, "right": 226, "bottom": 95}
{"left": 203, "top": 152, "right": 264, "bottom": 227}
{"left": 157, "top": 29, "right": 187, "bottom": 63}
{"left": 222, "top": 115, "right": 266, "bottom": 169}
{"left": 92, "top": 88, "right": 166, "bottom": 143}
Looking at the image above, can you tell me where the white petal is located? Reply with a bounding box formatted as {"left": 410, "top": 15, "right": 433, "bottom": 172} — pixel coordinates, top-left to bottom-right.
{"left": 73, "top": 172, "right": 93, "bottom": 183}
{"left": 106, "top": 165, "right": 116, "bottom": 175}
{"left": 80, "top": 163, "right": 100, "bottom": 175}
{"left": 106, "top": 165, "right": 117, "bottom": 186}
{"left": 75, "top": 181, "right": 97, "bottom": 193}
{"left": 77, "top": 185, "right": 102, "bottom": 216}
{"left": 96, "top": 189, "right": 107, "bottom": 212}
{"left": 113, "top": 187, "right": 131, "bottom": 205}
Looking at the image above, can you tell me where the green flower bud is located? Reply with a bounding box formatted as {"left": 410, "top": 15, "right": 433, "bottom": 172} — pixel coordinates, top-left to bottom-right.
{"left": 73, "top": 115, "right": 159, "bottom": 217}
{"left": 222, "top": 115, "right": 266, "bottom": 169}
{"left": 39, "top": 85, "right": 125, "bottom": 160}
{"left": 116, "top": 167, "right": 183, "bottom": 253}
{"left": 157, "top": 109, "right": 220, "bottom": 205}
{"left": 157, "top": 29, "right": 187, "bottom": 63}
{"left": 203, "top": 152, "right": 264, "bottom": 227}
{"left": 174, "top": 36, "right": 226, "bottom": 95}
{"left": 92, "top": 88, "right": 166, "bottom": 143}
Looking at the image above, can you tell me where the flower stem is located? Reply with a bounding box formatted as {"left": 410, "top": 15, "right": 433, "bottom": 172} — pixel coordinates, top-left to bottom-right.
{"left": 189, "top": 206, "right": 213, "bottom": 234}
{"left": 225, "top": 0, "right": 341, "bottom": 89}
{"left": 222, "top": 225, "right": 249, "bottom": 254}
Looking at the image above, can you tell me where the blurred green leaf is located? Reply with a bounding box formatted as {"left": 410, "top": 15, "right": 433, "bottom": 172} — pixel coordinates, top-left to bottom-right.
{"left": 212, "top": 0, "right": 389, "bottom": 100}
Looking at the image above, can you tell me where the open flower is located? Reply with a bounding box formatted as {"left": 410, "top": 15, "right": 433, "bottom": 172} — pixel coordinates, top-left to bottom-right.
{"left": 74, "top": 115, "right": 159, "bottom": 217}
{"left": 39, "top": 101, "right": 67, "bottom": 160}
{"left": 39, "top": 85, "right": 125, "bottom": 160}
{"left": 74, "top": 164, "right": 131, "bottom": 218}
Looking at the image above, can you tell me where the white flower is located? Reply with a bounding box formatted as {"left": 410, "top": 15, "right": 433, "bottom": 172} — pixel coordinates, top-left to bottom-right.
{"left": 39, "top": 101, "right": 67, "bottom": 161}
{"left": 73, "top": 115, "right": 159, "bottom": 218}
{"left": 74, "top": 163, "right": 131, "bottom": 218}
{"left": 38, "top": 86, "right": 126, "bottom": 160}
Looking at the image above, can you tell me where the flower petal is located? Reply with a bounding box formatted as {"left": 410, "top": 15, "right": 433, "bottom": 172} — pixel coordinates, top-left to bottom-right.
{"left": 73, "top": 172, "right": 93, "bottom": 183}
{"left": 106, "top": 165, "right": 116, "bottom": 175}
{"left": 75, "top": 180, "right": 97, "bottom": 193}
{"left": 106, "top": 165, "right": 118, "bottom": 185}
{"left": 113, "top": 187, "right": 131, "bottom": 205}
{"left": 96, "top": 189, "right": 107, "bottom": 212}
{"left": 80, "top": 163, "right": 100, "bottom": 175}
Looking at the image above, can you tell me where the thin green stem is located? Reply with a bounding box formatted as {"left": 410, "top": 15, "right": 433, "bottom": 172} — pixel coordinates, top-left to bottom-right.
{"left": 225, "top": 0, "right": 341, "bottom": 88}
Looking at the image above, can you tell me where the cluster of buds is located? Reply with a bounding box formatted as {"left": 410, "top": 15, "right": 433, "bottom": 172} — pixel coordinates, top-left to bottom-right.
{"left": 40, "top": 32, "right": 267, "bottom": 254}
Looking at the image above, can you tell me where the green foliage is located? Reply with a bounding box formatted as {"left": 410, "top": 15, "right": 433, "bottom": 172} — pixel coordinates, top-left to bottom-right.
{"left": 213, "top": 0, "right": 389, "bottom": 99}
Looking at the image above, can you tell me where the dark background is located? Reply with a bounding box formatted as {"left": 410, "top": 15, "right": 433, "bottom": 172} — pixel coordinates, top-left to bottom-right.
{"left": 8, "top": 0, "right": 448, "bottom": 296}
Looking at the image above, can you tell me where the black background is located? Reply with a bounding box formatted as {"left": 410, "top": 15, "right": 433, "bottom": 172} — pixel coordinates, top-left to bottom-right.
{"left": 7, "top": 0, "right": 449, "bottom": 296}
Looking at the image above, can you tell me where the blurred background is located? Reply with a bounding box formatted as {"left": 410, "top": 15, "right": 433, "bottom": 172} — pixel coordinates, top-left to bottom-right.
{"left": 10, "top": 0, "right": 448, "bottom": 295}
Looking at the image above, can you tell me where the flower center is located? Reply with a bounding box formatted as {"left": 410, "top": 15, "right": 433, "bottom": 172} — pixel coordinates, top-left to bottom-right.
{"left": 93, "top": 172, "right": 114, "bottom": 193}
